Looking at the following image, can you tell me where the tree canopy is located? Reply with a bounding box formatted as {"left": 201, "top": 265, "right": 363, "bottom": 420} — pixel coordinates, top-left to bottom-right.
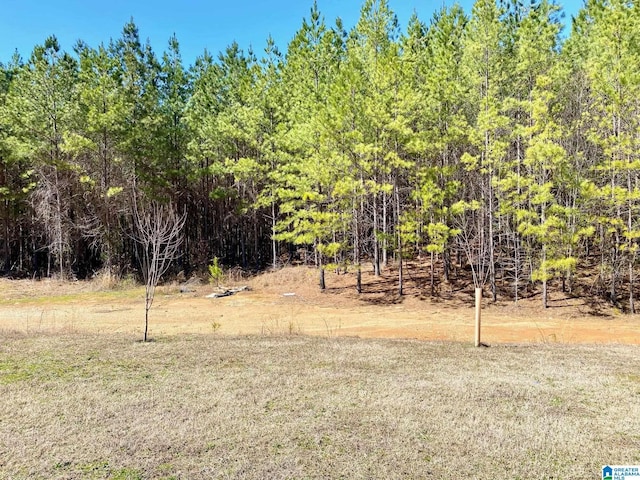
{"left": 2, "top": 0, "right": 640, "bottom": 310}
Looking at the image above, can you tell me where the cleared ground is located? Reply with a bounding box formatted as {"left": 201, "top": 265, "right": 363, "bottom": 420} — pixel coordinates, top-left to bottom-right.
{"left": 1, "top": 333, "right": 639, "bottom": 479}
{"left": 1, "top": 268, "right": 639, "bottom": 478}
{"left": 0, "top": 266, "right": 639, "bottom": 344}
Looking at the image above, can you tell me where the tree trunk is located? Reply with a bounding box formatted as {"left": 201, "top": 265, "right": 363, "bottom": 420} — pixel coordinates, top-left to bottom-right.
{"left": 319, "top": 264, "right": 326, "bottom": 290}
{"left": 394, "top": 181, "right": 402, "bottom": 295}
{"left": 443, "top": 249, "right": 450, "bottom": 283}
{"left": 2, "top": 201, "right": 9, "bottom": 271}
{"left": 398, "top": 234, "right": 403, "bottom": 296}
{"left": 611, "top": 239, "right": 618, "bottom": 306}
{"left": 488, "top": 203, "right": 496, "bottom": 302}
{"left": 382, "top": 191, "right": 388, "bottom": 267}
{"left": 272, "top": 202, "right": 277, "bottom": 270}
{"left": 354, "top": 200, "right": 361, "bottom": 294}
{"left": 144, "top": 298, "right": 150, "bottom": 342}
{"left": 373, "top": 192, "right": 380, "bottom": 276}
{"left": 630, "top": 260, "right": 635, "bottom": 314}
{"left": 253, "top": 212, "right": 259, "bottom": 269}
{"left": 542, "top": 243, "right": 548, "bottom": 309}
{"left": 241, "top": 227, "right": 247, "bottom": 269}
{"left": 54, "top": 169, "right": 64, "bottom": 279}
{"left": 628, "top": 179, "right": 635, "bottom": 313}
{"left": 430, "top": 251, "right": 435, "bottom": 296}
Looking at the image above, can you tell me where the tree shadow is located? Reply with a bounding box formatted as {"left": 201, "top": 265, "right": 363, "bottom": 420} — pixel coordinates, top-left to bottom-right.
{"left": 317, "top": 260, "right": 623, "bottom": 317}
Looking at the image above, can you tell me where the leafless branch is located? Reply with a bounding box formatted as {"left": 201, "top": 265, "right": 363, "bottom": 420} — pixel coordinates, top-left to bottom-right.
{"left": 133, "top": 198, "right": 187, "bottom": 341}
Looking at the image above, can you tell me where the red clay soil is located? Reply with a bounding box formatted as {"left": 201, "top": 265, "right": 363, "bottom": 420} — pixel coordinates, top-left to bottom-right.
{"left": 0, "top": 265, "right": 638, "bottom": 345}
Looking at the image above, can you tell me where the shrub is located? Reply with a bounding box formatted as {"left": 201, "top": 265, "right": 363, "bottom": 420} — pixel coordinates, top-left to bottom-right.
{"left": 208, "top": 257, "right": 224, "bottom": 286}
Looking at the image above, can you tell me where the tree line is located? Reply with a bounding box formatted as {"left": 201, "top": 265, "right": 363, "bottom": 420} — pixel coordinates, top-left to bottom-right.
{"left": 1, "top": 0, "right": 639, "bottom": 310}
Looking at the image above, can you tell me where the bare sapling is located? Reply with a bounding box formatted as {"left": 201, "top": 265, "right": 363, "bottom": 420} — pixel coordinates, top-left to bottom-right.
{"left": 453, "top": 202, "right": 490, "bottom": 347}
{"left": 133, "top": 200, "right": 186, "bottom": 342}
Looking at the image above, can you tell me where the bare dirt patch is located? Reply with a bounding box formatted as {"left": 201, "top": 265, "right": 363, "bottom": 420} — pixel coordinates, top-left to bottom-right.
{"left": 1, "top": 265, "right": 639, "bottom": 344}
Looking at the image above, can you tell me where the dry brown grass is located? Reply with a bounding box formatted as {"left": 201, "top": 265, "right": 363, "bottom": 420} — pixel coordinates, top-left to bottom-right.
{"left": 248, "top": 265, "right": 317, "bottom": 290}
{"left": 3, "top": 267, "right": 640, "bottom": 344}
{"left": 1, "top": 333, "right": 639, "bottom": 479}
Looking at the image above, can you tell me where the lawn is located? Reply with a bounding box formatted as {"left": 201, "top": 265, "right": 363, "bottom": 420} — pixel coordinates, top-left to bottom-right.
{"left": 1, "top": 332, "right": 639, "bottom": 479}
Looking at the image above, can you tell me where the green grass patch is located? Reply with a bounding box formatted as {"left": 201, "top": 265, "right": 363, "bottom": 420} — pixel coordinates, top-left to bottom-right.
{"left": 0, "top": 355, "right": 75, "bottom": 384}
{"left": 0, "top": 288, "right": 145, "bottom": 306}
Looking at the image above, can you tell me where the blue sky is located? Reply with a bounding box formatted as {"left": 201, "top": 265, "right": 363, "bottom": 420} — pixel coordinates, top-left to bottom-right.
{"left": 1, "top": 0, "right": 584, "bottom": 67}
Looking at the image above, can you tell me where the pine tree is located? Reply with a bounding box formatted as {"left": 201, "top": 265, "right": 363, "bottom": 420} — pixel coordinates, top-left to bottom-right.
{"left": 254, "top": 36, "right": 287, "bottom": 270}
{"left": 274, "top": 1, "right": 346, "bottom": 288}
{"left": 158, "top": 34, "right": 191, "bottom": 199}
{"left": 580, "top": 0, "right": 640, "bottom": 310}
{"left": 183, "top": 49, "right": 221, "bottom": 267}
{"left": 70, "top": 41, "right": 130, "bottom": 271}
{"left": 0, "top": 54, "right": 29, "bottom": 272}
{"left": 460, "top": 0, "right": 510, "bottom": 299}
{"left": 4, "top": 37, "right": 78, "bottom": 277}
{"left": 514, "top": 74, "right": 593, "bottom": 308}
{"left": 406, "top": 5, "right": 468, "bottom": 293}
{"left": 216, "top": 42, "right": 268, "bottom": 268}
{"left": 497, "top": 0, "right": 586, "bottom": 307}
{"left": 111, "top": 20, "right": 163, "bottom": 194}
{"left": 347, "top": 0, "right": 405, "bottom": 281}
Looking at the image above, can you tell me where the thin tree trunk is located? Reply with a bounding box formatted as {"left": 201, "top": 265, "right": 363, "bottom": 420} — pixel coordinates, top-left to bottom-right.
{"left": 354, "top": 201, "right": 362, "bottom": 294}
{"left": 430, "top": 251, "right": 435, "bottom": 296}
{"left": 629, "top": 260, "right": 635, "bottom": 314}
{"left": 398, "top": 229, "right": 403, "bottom": 296}
{"left": 488, "top": 186, "right": 496, "bottom": 302}
{"left": 483, "top": 45, "right": 496, "bottom": 303}
{"left": 443, "top": 249, "right": 450, "bottom": 283}
{"left": 3, "top": 202, "right": 9, "bottom": 271}
{"left": 253, "top": 212, "right": 259, "bottom": 268}
{"left": 514, "top": 230, "right": 519, "bottom": 304}
{"left": 319, "top": 252, "right": 325, "bottom": 290}
{"left": 272, "top": 201, "right": 277, "bottom": 270}
{"left": 611, "top": 236, "right": 618, "bottom": 306}
{"left": 542, "top": 203, "right": 548, "bottom": 309}
{"left": 395, "top": 181, "right": 402, "bottom": 295}
{"left": 144, "top": 293, "right": 150, "bottom": 342}
{"left": 382, "top": 191, "right": 388, "bottom": 267}
{"left": 241, "top": 226, "right": 247, "bottom": 269}
{"left": 628, "top": 174, "right": 635, "bottom": 313}
{"left": 19, "top": 224, "right": 23, "bottom": 272}
{"left": 373, "top": 192, "right": 380, "bottom": 276}
{"left": 54, "top": 169, "right": 64, "bottom": 279}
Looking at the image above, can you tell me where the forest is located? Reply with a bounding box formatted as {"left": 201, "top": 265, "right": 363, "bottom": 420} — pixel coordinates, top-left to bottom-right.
{"left": 0, "top": 0, "right": 639, "bottom": 311}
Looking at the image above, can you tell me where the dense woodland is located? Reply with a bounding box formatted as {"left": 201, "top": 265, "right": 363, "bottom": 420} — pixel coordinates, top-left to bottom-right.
{"left": 1, "top": 0, "right": 640, "bottom": 310}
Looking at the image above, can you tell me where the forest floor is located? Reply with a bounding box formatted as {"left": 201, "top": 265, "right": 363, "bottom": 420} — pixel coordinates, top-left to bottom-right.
{"left": 1, "top": 264, "right": 638, "bottom": 345}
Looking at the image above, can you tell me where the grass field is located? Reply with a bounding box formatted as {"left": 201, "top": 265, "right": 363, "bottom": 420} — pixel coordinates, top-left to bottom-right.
{"left": 1, "top": 332, "right": 639, "bottom": 479}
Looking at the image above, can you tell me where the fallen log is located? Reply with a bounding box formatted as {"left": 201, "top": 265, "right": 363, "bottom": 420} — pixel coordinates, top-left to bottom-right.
{"left": 205, "top": 286, "right": 249, "bottom": 298}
